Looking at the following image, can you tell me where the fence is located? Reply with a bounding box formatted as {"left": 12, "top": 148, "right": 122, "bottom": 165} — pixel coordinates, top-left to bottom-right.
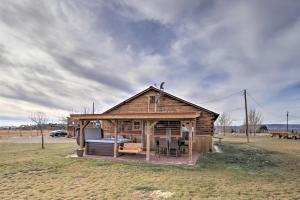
{"left": 0, "top": 129, "right": 52, "bottom": 139}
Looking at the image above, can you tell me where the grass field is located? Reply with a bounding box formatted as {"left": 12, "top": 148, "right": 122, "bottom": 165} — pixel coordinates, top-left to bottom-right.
{"left": 0, "top": 137, "right": 299, "bottom": 199}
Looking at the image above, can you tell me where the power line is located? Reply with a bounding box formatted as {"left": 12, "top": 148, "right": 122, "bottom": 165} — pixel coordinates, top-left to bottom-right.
{"left": 223, "top": 106, "right": 244, "bottom": 113}
{"left": 246, "top": 91, "right": 288, "bottom": 120}
{"left": 199, "top": 90, "right": 243, "bottom": 104}
{"left": 246, "top": 92, "right": 267, "bottom": 111}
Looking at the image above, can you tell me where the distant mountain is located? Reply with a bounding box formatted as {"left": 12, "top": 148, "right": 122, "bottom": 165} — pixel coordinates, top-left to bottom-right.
{"left": 265, "top": 124, "right": 300, "bottom": 131}
{"left": 215, "top": 124, "right": 300, "bottom": 131}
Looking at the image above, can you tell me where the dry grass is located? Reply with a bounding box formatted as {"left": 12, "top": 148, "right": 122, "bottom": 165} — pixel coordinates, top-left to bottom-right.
{"left": 0, "top": 130, "right": 51, "bottom": 139}
{"left": 0, "top": 136, "right": 299, "bottom": 199}
{"left": 223, "top": 136, "right": 300, "bottom": 155}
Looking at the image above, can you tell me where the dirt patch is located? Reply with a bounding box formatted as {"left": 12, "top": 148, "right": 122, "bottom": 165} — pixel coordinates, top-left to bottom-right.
{"left": 132, "top": 189, "right": 174, "bottom": 199}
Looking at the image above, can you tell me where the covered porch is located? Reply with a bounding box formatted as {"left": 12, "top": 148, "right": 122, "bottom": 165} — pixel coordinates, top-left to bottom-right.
{"left": 70, "top": 112, "right": 200, "bottom": 164}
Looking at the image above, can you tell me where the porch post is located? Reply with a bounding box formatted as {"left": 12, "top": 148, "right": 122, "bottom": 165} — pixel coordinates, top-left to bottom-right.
{"left": 180, "top": 121, "right": 183, "bottom": 137}
{"left": 79, "top": 120, "right": 84, "bottom": 149}
{"left": 79, "top": 120, "right": 91, "bottom": 150}
{"left": 189, "top": 121, "right": 193, "bottom": 162}
{"left": 146, "top": 121, "right": 151, "bottom": 161}
{"left": 113, "top": 120, "right": 118, "bottom": 158}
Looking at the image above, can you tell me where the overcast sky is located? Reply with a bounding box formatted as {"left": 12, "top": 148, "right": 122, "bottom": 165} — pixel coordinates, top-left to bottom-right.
{"left": 0, "top": 0, "right": 300, "bottom": 126}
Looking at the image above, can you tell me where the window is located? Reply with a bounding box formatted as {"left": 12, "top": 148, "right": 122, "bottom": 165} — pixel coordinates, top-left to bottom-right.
{"left": 149, "top": 96, "right": 156, "bottom": 104}
{"left": 132, "top": 120, "right": 141, "bottom": 130}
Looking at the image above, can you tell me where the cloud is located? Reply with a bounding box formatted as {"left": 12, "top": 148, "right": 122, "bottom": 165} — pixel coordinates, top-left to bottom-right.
{"left": 0, "top": 0, "right": 300, "bottom": 125}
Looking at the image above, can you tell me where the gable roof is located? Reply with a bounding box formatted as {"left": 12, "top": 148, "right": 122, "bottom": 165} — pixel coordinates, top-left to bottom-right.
{"left": 103, "top": 86, "right": 219, "bottom": 120}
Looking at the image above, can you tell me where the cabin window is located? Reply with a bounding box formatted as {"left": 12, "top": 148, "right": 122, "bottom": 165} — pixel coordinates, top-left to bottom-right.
{"left": 149, "top": 96, "right": 156, "bottom": 104}
{"left": 132, "top": 120, "right": 141, "bottom": 130}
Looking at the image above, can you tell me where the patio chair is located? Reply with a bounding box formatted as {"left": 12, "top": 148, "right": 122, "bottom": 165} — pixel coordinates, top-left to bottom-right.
{"left": 178, "top": 137, "right": 186, "bottom": 154}
{"left": 155, "top": 137, "right": 160, "bottom": 154}
{"left": 158, "top": 139, "right": 168, "bottom": 157}
{"left": 169, "top": 138, "right": 181, "bottom": 157}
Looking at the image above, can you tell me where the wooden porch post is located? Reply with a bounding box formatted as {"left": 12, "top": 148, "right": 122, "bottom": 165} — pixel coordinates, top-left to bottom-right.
{"left": 141, "top": 121, "right": 144, "bottom": 149}
{"left": 189, "top": 121, "right": 193, "bottom": 162}
{"left": 79, "top": 120, "right": 84, "bottom": 149}
{"left": 113, "top": 120, "right": 118, "bottom": 158}
{"left": 80, "top": 120, "right": 90, "bottom": 150}
{"left": 146, "top": 121, "right": 151, "bottom": 161}
{"left": 152, "top": 124, "right": 155, "bottom": 150}
{"left": 180, "top": 121, "right": 183, "bottom": 137}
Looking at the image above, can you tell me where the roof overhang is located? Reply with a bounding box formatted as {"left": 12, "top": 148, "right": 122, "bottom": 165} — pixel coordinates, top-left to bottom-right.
{"left": 70, "top": 112, "right": 200, "bottom": 120}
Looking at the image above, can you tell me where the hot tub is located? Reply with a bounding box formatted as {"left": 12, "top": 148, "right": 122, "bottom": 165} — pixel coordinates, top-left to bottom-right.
{"left": 85, "top": 138, "right": 130, "bottom": 156}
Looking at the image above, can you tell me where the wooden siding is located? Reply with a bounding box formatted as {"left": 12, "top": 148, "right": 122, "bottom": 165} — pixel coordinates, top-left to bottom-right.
{"left": 107, "top": 90, "right": 201, "bottom": 114}
{"left": 194, "top": 135, "right": 212, "bottom": 152}
{"left": 100, "top": 88, "right": 216, "bottom": 152}
{"left": 105, "top": 89, "right": 215, "bottom": 136}
{"left": 102, "top": 120, "right": 142, "bottom": 135}
{"left": 154, "top": 121, "right": 181, "bottom": 136}
{"left": 195, "top": 112, "right": 215, "bottom": 136}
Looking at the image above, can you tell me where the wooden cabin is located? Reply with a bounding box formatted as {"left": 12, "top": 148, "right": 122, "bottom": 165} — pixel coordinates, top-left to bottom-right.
{"left": 70, "top": 86, "right": 219, "bottom": 163}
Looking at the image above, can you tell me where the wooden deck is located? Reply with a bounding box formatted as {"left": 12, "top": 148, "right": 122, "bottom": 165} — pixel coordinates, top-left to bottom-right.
{"left": 70, "top": 151, "right": 200, "bottom": 166}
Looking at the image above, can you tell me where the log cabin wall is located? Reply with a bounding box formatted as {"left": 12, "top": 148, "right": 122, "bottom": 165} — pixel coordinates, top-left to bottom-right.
{"left": 101, "top": 120, "right": 114, "bottom": 137}
{"left": 102, "top": 88, "right": 216, "bottom": 152}
{"left": 195, "top": 112, "right": 215, "bottom": 136}
{"left": 154, "top": 121, "right": 181, "bottom": 136}
{"left": 106, "top": 90, "right": 215, "bottom": 136}
{"left": 101, "top": 120, "right": 143, "bottom": 137}
{"left": 108, "top": 90, "right": 202, "bottom": 114}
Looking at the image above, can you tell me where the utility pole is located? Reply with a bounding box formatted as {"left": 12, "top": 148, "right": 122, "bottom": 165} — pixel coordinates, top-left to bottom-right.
{"left": 286, "top": 111, "right": 289, "bottom": 132}
{"left": 244, "top": 89, "right": 249, "bottom": 143}
{"left": 92, "top": 102, "right": 95, "bottom": 114}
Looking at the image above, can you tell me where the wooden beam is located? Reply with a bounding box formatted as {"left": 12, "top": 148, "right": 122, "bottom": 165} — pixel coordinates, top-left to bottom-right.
{"left": 149, "top": 120, "right": 158, "bottom": 152}
{"left": 113, "top": 120, "right": 118, "bottom": 158}
{"left": 146, "top": 121, "right": 151, "bottom": 161}
{"left": 193, "top": 119, "right": 196, "bottom": 135}
{"left": 79, "top": 120, "right": 84, "bottom": 149}
{"left": 189, "top": 121, "right": 193, "bottom": 162}
{"left": 180, "top": 121, "right": 183, "bottom": 137}
{"left": 79, "top": 120, "right": 90, "bottom": 150}
{"left": 70, "top": 112, "right": 200, "bottom": 120}
{"left": 83, "top": 120, "right": 90, "bottom": 129}
{"left": 152, "top": 124, "right": 155, "bottom": 150}
{"left": 150, "top": 120, "right": 158, "bottom": 127}
{"left": 141, "top": 120, "right": 144, "bottom": 149}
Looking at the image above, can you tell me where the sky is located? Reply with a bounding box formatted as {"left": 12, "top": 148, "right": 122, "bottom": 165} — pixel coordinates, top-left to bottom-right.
{"left": 0, "top": 0, "right": 300, "bottom": 126}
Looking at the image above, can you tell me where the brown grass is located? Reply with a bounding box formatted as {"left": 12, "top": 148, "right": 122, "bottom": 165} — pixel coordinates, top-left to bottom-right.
{"left": 0, "top": 136, "right": 299, "bottom": 199}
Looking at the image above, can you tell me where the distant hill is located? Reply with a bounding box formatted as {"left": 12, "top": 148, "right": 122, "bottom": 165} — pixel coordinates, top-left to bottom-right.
{"left": 215, "top": 124, "right": 300, "bottom": 132}
{"left": 265, "top": 124, "right": 300, "bottom": 131}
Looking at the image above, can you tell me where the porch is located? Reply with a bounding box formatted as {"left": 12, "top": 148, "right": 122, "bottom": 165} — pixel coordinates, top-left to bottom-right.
{"left": 80, "top": 151, "right": 200, "bottom": 165}
{"left": 70, "top": 112, "right": 200, "bottom": 164}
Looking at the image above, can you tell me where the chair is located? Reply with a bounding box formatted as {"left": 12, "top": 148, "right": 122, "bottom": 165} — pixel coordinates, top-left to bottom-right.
{"left": 178, "top": 137, "right": 186, "bottom": 154}
{"left": 158, "top": 139, "right": 168, "bottom": 157}
{"left": 155, "top": 137, "right": 160, "bottom": 154}
{"left": 169, "top": 138, "right": 181, "bottom": 157}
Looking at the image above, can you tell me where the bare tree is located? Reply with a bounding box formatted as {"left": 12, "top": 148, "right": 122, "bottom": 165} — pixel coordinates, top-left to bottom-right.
{"left": 248, "top": 109, "right": 263, "bottom": 136}
{"left": 217, "top": 112, "right": 232, "bottom": 136}
{"left": 29, "top": 112, "right": 48, "bottom": 149}
{"left": 58, "top": 115, "right": 68, "bottom": 130}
